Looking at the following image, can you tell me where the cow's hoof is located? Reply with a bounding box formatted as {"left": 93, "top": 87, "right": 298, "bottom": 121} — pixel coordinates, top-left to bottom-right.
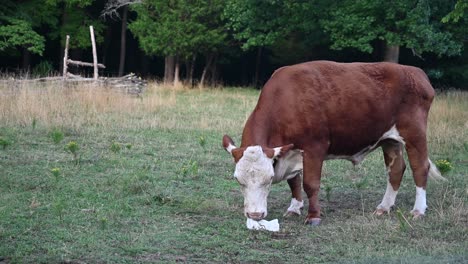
{"left": 283, "top": 210, "right": 300, "bottom": 217}
{"left": 411, "top": 210, "right": 425, "bottom": 220}
{"left": 373, "top": 208, "right": 389, "bottom": 216}
{"left": 304, "top": 218, "right": 321, "bottom": 226}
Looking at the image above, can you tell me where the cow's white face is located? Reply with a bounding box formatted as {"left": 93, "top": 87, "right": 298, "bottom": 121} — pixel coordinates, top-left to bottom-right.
{"left": 234, "top": 146, "right": 274, "bottom": 219}
{"left": 222, "top": 135, "right": 293, "bottom": 220}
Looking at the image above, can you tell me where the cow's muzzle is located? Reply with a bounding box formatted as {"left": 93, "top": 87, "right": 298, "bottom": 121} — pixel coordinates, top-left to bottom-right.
{"left": 246, "top": 212, "right": 265, "bottom": 221}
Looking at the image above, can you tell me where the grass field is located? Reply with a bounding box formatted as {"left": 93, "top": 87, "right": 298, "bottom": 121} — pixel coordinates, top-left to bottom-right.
{"left": 0, "top": 81, "right": 467, "bottom": 263}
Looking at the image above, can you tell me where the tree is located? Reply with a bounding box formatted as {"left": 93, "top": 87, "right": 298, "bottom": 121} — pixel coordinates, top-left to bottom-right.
{"left": 0, "top": 0, "right": 60, "bottom": 68}
{"left": 0, "top": 18, "right": 45, "bottom": 56}
{"left": 45, "top": 0, "right": 105, "bottom": 50}
{"left": 224, "top": 0, "right": 321, "bottom": 85}
{"left": 320, "top": 0, "right": 463, "bottom": 62}
{"left": 129, "top": 0, "right": 226, "bottom": 86}
{"left": 102, "top": 0, "right": 142, "bottom": 76}
{"left": 442, "top": 0, "right": 468, "bottom": 23}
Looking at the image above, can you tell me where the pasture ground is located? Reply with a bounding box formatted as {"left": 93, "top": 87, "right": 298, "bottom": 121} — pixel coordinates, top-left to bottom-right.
{"left": 0, "top": 82, "right": 467, "bottom": 263}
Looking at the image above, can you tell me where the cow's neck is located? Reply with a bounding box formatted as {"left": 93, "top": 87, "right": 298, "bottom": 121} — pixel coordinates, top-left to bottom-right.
{"left": 240, "top": 114, "right": 272, "bottom": 147}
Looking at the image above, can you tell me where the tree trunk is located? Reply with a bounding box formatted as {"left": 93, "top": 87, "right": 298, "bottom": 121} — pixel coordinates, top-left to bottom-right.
{"left": 59, "top": 6, "right": 69, "bottom": 73}
{"left": 209, "top": 53, "right": 218, "bottom": 86}
{"left": 383, "top": 44, "right": 399, "bottom": 63}
{"left": 241, "top": 56, "right": 248, "bottom": 85}
{"left": 164, "top": 55, "right": 175, "bottom": 84}
{"left": 102, "top": 25, "right": 112, "bottom": 67}
{"left": 173, "top": 56, "right": 180, "bottom": 86}
{"left": 199, "top": 53, "right": 213, "bottom": 88}
{"left": 141, "top": 54, "right": 149, "bottom": 76}
{"left": 254, "top": 47, "right": 263, "bottom": 88}
{"left": 22, "top": 48, "right": 31, "bottom": 72}
{"left": 185, "top": 55, "right": 196, "bottom": 87}
{"left": 118, "top": 5, "right": 128, "bottom": 76}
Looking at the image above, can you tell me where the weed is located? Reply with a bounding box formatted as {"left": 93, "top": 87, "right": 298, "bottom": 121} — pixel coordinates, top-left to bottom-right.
{"left": 50, "top": 167, "right": 61, "bottom": 181}
{"left": 354, "top": 177, "right": 369, "bottom": 190}
{"left": 31, "top": 118, "right": 37, "bottom": 130}
{"left": 126, "top": 144, "right": 132, "bottom": 150}
{"left": 435, "top": 159, "right": 454, "bottom": 174}
{"left": 65, "top": 141, "right": 79, "bottom": 164}
{"left": 99, "top": 217, "right": 108, "bottom": 229}
{"left": 110, "top": 142, "right": 121, "bottom": 153}
{"left": 180, "top": 160, "right": 199, "bottom": 178}
{"left": 199, "top": 136, "right": 206, "bottom": 151}
{"left": 0, "top": 137, "right": 11, "bottom": 149}
{"left": 324, "top": 185, "right": 332, "bottom": 202}
{"left": 52, "top": 198, "right": 66, "bottom": 221}
{"left": 395, "top": 208, "right": 413, "bottom": 232}
{"left": 153, "top": 194, "right": 174, "bottom": 205}
{"left": 50, "top": 128, "right": 64, "bottom": 144}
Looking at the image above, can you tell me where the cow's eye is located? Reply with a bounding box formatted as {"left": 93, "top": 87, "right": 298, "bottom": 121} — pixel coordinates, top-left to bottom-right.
{"left": 235, "top": 177, "right": 245, "bottom": 187}
{"left": 262, "top": 181, "right": 271, "bottom": 187}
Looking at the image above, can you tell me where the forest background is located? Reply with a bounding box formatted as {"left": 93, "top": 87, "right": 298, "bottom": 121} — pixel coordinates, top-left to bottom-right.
{"left": 1, "top": 0, "right": 467, "bottom": 89}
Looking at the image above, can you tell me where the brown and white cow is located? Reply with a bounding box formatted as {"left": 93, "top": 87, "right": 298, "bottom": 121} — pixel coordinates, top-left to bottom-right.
{"left": 223, "top": 61, "right": 444, "bottom": 226}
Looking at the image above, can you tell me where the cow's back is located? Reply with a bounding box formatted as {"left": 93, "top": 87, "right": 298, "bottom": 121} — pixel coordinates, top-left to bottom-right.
{"left": 247, "top": 61, "right": 434, "bottom": 155}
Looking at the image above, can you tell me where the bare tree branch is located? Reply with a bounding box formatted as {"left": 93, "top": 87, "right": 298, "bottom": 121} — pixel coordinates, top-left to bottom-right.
{"left": 101, "top": 0, "right": 142, "bottom": 20}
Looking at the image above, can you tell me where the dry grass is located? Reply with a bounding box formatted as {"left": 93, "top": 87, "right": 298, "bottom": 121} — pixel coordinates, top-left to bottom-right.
{"left": 0, "top": 81, "right": 257, "bottom": 133}
{"left": 0, "top": 81, "right": 174, "bottom": 130}
{"left": 428, "top": 91, "right": 468, "bottom": 155}
{"left": 1, "top": 80, "right": 466, "bottom": 139}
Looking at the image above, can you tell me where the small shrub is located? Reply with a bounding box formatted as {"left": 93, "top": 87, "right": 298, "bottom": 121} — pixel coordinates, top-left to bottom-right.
{"left": 198, "top": 136, "right": 206, "bottom": 151}
{"left": 180, "top": 160, "right": 199, "bottom": 178}
{"left": 50, "top": 128, "right": 64, "bottom": 144}
{"left": 65, "top": 141, "right": 79, "bottom": 164}
{"left": 126, "top": 144, "right": 132, "bottom": 150}
{"left": 32, "top": 118, "right": 37, "bottom": 130}
{"left": 354, "top": 177, "right": 369, "bottom": 190}
{"left": 435, "top": 159, "right": 453, "bottom": 175}
{"left": 153, "top": 194, "right": 173, "bottom": 205}
{"left": 50, "top": 167, "right": 61, "bottom": 179}
{"left": 32, "top": 60, "right": 54, "bottom": 77}
{"left": 324, "top": 185, "right": 332, "bottom": 202}
{"left": 99, "top": 217, "right": 108, "bottom": 229}
{"left": 110, "top": 142, "right": 121, "bottom": 153}
{"left": 0, "top": 137, "right": 11, "bottom": 150}
{"left": 53, "top": 199, "right": 66, "bottom": 221}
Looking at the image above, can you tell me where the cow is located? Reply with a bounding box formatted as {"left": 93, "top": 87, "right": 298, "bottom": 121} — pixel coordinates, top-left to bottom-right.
{"left": 222, "top": 61, "right": 444, "bottom": 226}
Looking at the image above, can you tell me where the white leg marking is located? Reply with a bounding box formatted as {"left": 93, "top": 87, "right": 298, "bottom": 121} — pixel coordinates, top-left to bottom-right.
{"left": 411, "top": 187, "right": 427, "bottom": 216}
{"left": 284, "top": 198, "right": 303, "bottom": 216}
{"left": 376, "top": 181, "right": 398, "bottom": 212}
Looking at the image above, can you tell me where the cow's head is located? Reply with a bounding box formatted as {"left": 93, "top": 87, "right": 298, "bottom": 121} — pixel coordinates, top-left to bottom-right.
{"left": 222, "top": 135, "right": 293, "bottom": 220}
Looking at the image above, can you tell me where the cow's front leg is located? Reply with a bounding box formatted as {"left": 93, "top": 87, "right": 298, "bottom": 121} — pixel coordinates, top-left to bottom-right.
{"left": 302, "top": 150, "right": 325, "bottom": 226}
{"left": 284, "top": 173, "right": 304, "bottom": 217}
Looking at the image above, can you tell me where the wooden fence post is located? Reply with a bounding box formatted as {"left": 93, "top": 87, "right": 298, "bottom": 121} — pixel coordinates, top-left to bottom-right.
{"left": 90, "top": 26, "right": 98, "bottom": 80}
{"left": 63, "top": 35, "right": 70, "bottom": 79}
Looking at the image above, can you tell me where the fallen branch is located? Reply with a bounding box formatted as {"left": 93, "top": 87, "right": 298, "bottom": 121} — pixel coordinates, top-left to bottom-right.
{"left": 12, "top": 73, "right": 147, "bottom": 95}
{"left": 67, "top": 59, "right": 106, "bottom": 69}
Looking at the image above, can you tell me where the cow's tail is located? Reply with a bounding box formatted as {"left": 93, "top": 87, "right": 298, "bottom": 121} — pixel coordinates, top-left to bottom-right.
{"left": 428, "top": 159, "right": 447, "bottom": 181}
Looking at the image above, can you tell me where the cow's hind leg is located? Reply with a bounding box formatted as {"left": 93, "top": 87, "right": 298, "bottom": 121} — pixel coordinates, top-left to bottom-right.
{"left": 375, "top": 141, "right": 406, "bottom": 215}
{"left": 398, "top": 119, "right": 431, "bottom": 219}
{"left": 405, "top": 138, "right": 431, "bottom": 218}
{"left": 284, "top": 173, "right": 304, "bottom": 217}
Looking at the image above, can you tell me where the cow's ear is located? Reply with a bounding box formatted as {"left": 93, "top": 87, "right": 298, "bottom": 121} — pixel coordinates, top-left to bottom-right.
{"left": 222, "top": 135, "right": 237, "bottom": 154}
{"left": 265, "top": 144, "right": 294, "bottom": 159}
